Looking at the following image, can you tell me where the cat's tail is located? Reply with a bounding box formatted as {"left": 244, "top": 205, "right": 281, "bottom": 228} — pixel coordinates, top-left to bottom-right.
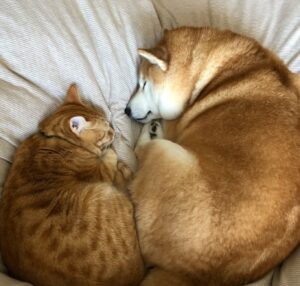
{"left": 140, "top": 267, "right": 194, "bottom": 286}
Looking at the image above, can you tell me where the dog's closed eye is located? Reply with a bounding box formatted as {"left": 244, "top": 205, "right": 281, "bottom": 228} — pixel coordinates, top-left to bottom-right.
{"left": 139, "top": 81, "right": 147, "bottom": 90}
{"left": 142, "top": 81, "right": 147, "bottom": 90}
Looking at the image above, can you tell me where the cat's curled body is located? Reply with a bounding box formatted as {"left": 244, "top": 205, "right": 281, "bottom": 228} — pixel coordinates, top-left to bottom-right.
{"left": 0, "top": 85, "right": 144, "bottom": 286}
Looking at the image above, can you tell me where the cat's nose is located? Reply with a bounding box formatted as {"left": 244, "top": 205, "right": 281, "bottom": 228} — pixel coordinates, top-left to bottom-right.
{"left": 124, "top": 106, "right": 131, "bottom": 117}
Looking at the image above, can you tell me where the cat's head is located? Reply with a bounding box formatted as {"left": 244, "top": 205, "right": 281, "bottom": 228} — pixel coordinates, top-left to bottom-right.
{"left": 39, "top": 84, "right": 114, "bottom": 156}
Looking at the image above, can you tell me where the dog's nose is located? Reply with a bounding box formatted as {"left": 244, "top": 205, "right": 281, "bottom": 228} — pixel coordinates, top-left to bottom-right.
{"left": 125, "top": 106, "right": 131, "bottom": 117}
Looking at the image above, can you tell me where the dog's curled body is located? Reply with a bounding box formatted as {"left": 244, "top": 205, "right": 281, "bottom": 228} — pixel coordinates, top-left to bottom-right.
{"left": 128, "top": 27, "right": 300, "bottom": 286}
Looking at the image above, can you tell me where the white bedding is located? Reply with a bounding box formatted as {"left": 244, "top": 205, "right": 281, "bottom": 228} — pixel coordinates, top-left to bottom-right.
{"left": 0, "top": 0, "right": 299, "bottom": 285}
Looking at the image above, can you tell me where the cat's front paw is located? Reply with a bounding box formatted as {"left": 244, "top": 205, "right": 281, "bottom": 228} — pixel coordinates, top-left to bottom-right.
{"left": 117, "top": 161, "right": 133, "bottom": 181}
{"left": 103, "top": 148, "right": 118, "bottom": 163}
{"left": 114, "top": 161, "right": 133, "bottom": 190}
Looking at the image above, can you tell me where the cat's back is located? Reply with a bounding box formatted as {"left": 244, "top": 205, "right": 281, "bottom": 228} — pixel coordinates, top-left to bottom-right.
{"left": 0, "top": 134, "right": 144, "bottom": 286}
{"left": 2, "top": 133, "right": 70, "bottom": 191}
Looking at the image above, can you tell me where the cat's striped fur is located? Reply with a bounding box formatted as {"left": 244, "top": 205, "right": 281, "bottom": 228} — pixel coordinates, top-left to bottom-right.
{"left": 0, "top": 85, "right": 144, "bottom": 286}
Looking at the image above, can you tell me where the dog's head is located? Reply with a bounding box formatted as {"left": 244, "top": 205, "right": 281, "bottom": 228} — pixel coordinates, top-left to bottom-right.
{"left": 125, "top": 27, "right": 246, "bottom": 123}
{"left": 125, "top": 29, "right": 192, "bottom": 123}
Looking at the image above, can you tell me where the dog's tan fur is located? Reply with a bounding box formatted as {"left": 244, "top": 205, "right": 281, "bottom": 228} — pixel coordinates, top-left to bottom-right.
{"left": 128, "top": 27, "right": 300, "bottom": 285}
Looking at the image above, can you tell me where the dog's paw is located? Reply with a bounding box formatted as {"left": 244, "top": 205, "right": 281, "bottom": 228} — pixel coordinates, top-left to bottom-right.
{"left": 149, "top": 120, "right": 163, "bottom": 139}
{"left": 135, "top": 120, "right": 163, "bottom": 149}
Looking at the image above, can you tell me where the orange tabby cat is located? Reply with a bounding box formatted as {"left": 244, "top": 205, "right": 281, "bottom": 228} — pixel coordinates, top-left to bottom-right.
{"left": 0, "top": 84, "right": 144, "bottom": 286}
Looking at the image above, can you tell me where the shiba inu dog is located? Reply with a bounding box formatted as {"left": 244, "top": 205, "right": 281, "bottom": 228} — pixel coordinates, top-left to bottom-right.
{"left": 126, "top": 27, "right": 300, "bottom": 286}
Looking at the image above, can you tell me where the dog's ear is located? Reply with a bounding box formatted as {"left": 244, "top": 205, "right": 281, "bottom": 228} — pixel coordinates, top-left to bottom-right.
{"left": 64, "top": 83, "right": 82, "bottom": 104}
{"left": 138, "top": 46, "right": 168, "bottom": 71}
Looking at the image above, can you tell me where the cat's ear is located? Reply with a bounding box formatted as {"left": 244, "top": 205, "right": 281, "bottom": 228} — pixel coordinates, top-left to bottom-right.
{"left": 65, "top": 84, "right": 81, "bottom": 104}
{"left": 70, "top": 116, "right": 86, "bottom": 135}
